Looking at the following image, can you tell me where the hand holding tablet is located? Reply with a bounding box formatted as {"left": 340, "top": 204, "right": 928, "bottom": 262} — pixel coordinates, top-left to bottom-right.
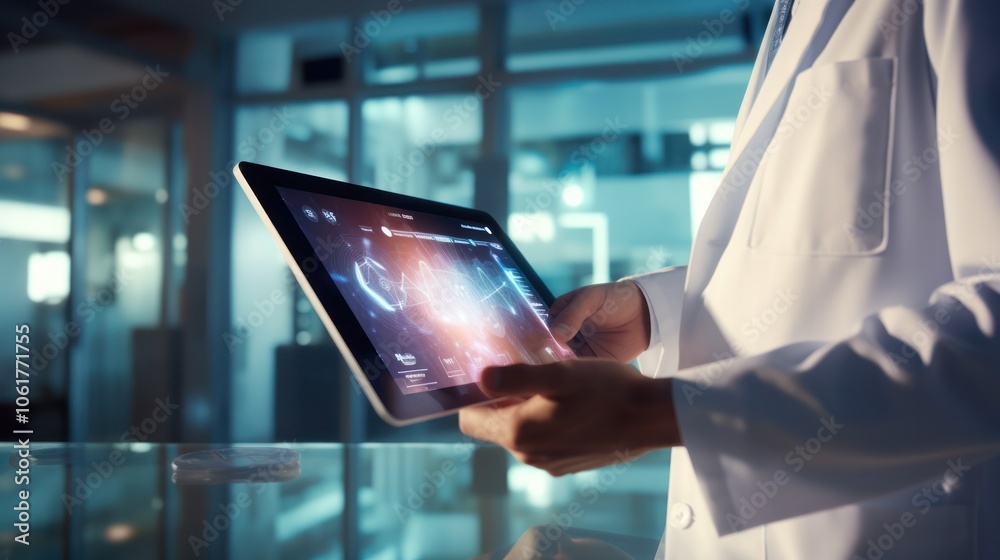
{"left": 234, "top": 162, "right": 575, "bottom": 425}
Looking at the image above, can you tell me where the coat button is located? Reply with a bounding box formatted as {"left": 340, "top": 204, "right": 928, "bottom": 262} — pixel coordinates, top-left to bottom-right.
{"left": 669, "top": 503, "right": 694, "bottom": 529}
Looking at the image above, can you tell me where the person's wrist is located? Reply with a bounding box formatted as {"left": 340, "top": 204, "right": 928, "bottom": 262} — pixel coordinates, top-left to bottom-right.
{"left": 629, "top": 376, "right": 681, "bottom": 450}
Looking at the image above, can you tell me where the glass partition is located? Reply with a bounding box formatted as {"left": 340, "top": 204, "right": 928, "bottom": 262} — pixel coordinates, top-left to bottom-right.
{"left": 0, "top": 123, "right": 72, "bottom": 441}
{"left": 508, "top": 67, "right": 751, "bottom": 295}
{"left": 230, "top": 101, "right": 349, "bottom": 442}
{"left": 361, "top": 94, "right": 481, "bottom": 207}
{"left": 82, "top": 118, "right": 172, "bottom": 440}
{"left": 5, "top": 442, "right": 664, "bottom": 559}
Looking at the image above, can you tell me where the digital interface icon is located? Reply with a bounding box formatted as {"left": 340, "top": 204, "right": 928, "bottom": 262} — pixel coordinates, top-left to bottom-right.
{"left": 402, "top": 369, "right": 431, "bottom": 387}
{"left": 469, "top": 354, "right": 485, "bottom": 372}
{"left": 354, "top": 257, "right": 406, "bottom": 312}
{"left": 395, "top": 352, "right": 417, "bottom": 366}
{"left": 440, "top": 356, "right": 466, "bottom": 377}
{"left": 302, "top": 205, "right": 319, "bottom": 222}
{"left": 321, "top": 209, "right": 337, "bottom": 225}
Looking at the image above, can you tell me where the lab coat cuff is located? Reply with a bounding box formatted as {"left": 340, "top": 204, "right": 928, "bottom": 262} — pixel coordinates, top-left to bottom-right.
{"left": 623, "top": 266, "right": 687, "bottom": 377}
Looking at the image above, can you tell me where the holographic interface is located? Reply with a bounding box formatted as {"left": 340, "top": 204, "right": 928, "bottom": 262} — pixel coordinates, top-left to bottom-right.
{"left": 278, "top": 187, "right": 574, "bottom": 395}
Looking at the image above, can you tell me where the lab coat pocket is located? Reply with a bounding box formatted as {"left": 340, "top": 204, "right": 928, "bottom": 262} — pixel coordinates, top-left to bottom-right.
{"left": 749, "top": 58, "right": 897, "bottom": 256}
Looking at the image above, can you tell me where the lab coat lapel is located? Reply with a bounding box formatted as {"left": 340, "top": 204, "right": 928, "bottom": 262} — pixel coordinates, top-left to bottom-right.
{"left": 729, "top": 0, "right": 832, "bottom": 160}
{"left": 729, "top": 0, "right": 783, "bottom": 147}
{"left": 685, "top": 0, "right": 852, "bottom": 295}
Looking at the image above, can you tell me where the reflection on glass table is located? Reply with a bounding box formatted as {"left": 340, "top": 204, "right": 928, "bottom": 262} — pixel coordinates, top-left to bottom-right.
{"left": 1, "top": 443, "right": 668, "bottom": 559}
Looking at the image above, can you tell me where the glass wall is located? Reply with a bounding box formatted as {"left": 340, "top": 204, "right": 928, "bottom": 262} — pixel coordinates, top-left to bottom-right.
{"left": 509, "top": 68, "right": 749, "bottom": 294}
{"left": 82, "top": 118, "right": 173, "bottom": 440}
{"left": 226, "top": 1, "right": 768, "bottom": 443}
{"left": 230, "top": 101, "right": 349, "bottom": 442}
{"left": 0, "top": 122, "right": 72, "bottom": 441}
{"left": 361, "top": 95, "right": 481, "bottom": 206}
{"left": 0, "top": 0, "right": 778, "bottom": 556}
{"left": 357, "top": 445, "right": 669, "bottom": 558}
{"left": 225, "top": 0, "right": 769, "bottom": 546}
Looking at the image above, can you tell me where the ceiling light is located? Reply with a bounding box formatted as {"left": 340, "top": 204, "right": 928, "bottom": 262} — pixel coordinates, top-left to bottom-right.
{"left": 132, "top": 232, "right": 156, "bottom": 252}
{"left": 0, "top": 112, "right": 31, "bottom": 131}
{"left": 562, "top": 184, "right": 585, "bottom": 207}
{"left": 86, "top": 188, "right": 108, "bottom": 205}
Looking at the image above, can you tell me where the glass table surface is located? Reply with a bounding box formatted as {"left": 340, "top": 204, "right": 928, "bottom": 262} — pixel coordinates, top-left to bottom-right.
{"left": 1, "top": 442, "right": 669, "bottom": 560}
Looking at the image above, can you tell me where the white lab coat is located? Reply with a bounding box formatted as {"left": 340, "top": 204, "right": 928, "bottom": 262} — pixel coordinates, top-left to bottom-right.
{"left": 629, "top": 0, "right": 1000, "bottom": 558}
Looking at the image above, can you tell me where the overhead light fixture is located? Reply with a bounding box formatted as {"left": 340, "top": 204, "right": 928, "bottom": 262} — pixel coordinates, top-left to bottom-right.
{"left": 104, "top": 523, "right": 136, "bottom": 543}
{"left": 0, "top": 112, "right": 31, "bottom": 131}
{"left": 508, "top": 212, "right": 556, "bottom": 243}
{"left": 27, "top": 251, "right": 71, "bottom": 304}
{"left": 562, "top": 184, "right": 585, "bottom": 207}
{"left": 131, "top": 232, "right": 156, "bottom": 252}
{"left": 0, "top": 201, "right": 70, "bottom": 243}
{"left": 86, "top": 188, "right": 109, "bottom": 205}
{"left": 3, "top": 163, "right": 26, "bottom": 180}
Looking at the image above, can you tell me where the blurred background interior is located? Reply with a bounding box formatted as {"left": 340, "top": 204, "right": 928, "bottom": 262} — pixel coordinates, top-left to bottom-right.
{"left": 0, "top": 0, "right": 774, "bottom": 557}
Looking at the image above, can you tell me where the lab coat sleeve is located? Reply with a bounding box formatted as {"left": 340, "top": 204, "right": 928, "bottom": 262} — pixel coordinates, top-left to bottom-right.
{"left": 623, "top": 266, "right": 688, "bottom": 377}
{"left": 677, "top": 0, "right": 1000, "bottom": 536}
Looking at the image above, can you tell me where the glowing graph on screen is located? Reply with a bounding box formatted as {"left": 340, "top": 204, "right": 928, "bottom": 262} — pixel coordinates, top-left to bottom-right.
{"left": 279, "top": 188, "right": 573, "bottom": 394}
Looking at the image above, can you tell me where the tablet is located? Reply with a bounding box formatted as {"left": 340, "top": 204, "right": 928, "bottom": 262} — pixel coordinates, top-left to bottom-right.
{"left": 234, "top": 162, "right": 576, "bottom": 426}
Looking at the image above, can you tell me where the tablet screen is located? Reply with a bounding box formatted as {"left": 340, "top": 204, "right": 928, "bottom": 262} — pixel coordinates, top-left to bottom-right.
{"left": 277, "top": 186, "right": 575, "bottom": 395}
